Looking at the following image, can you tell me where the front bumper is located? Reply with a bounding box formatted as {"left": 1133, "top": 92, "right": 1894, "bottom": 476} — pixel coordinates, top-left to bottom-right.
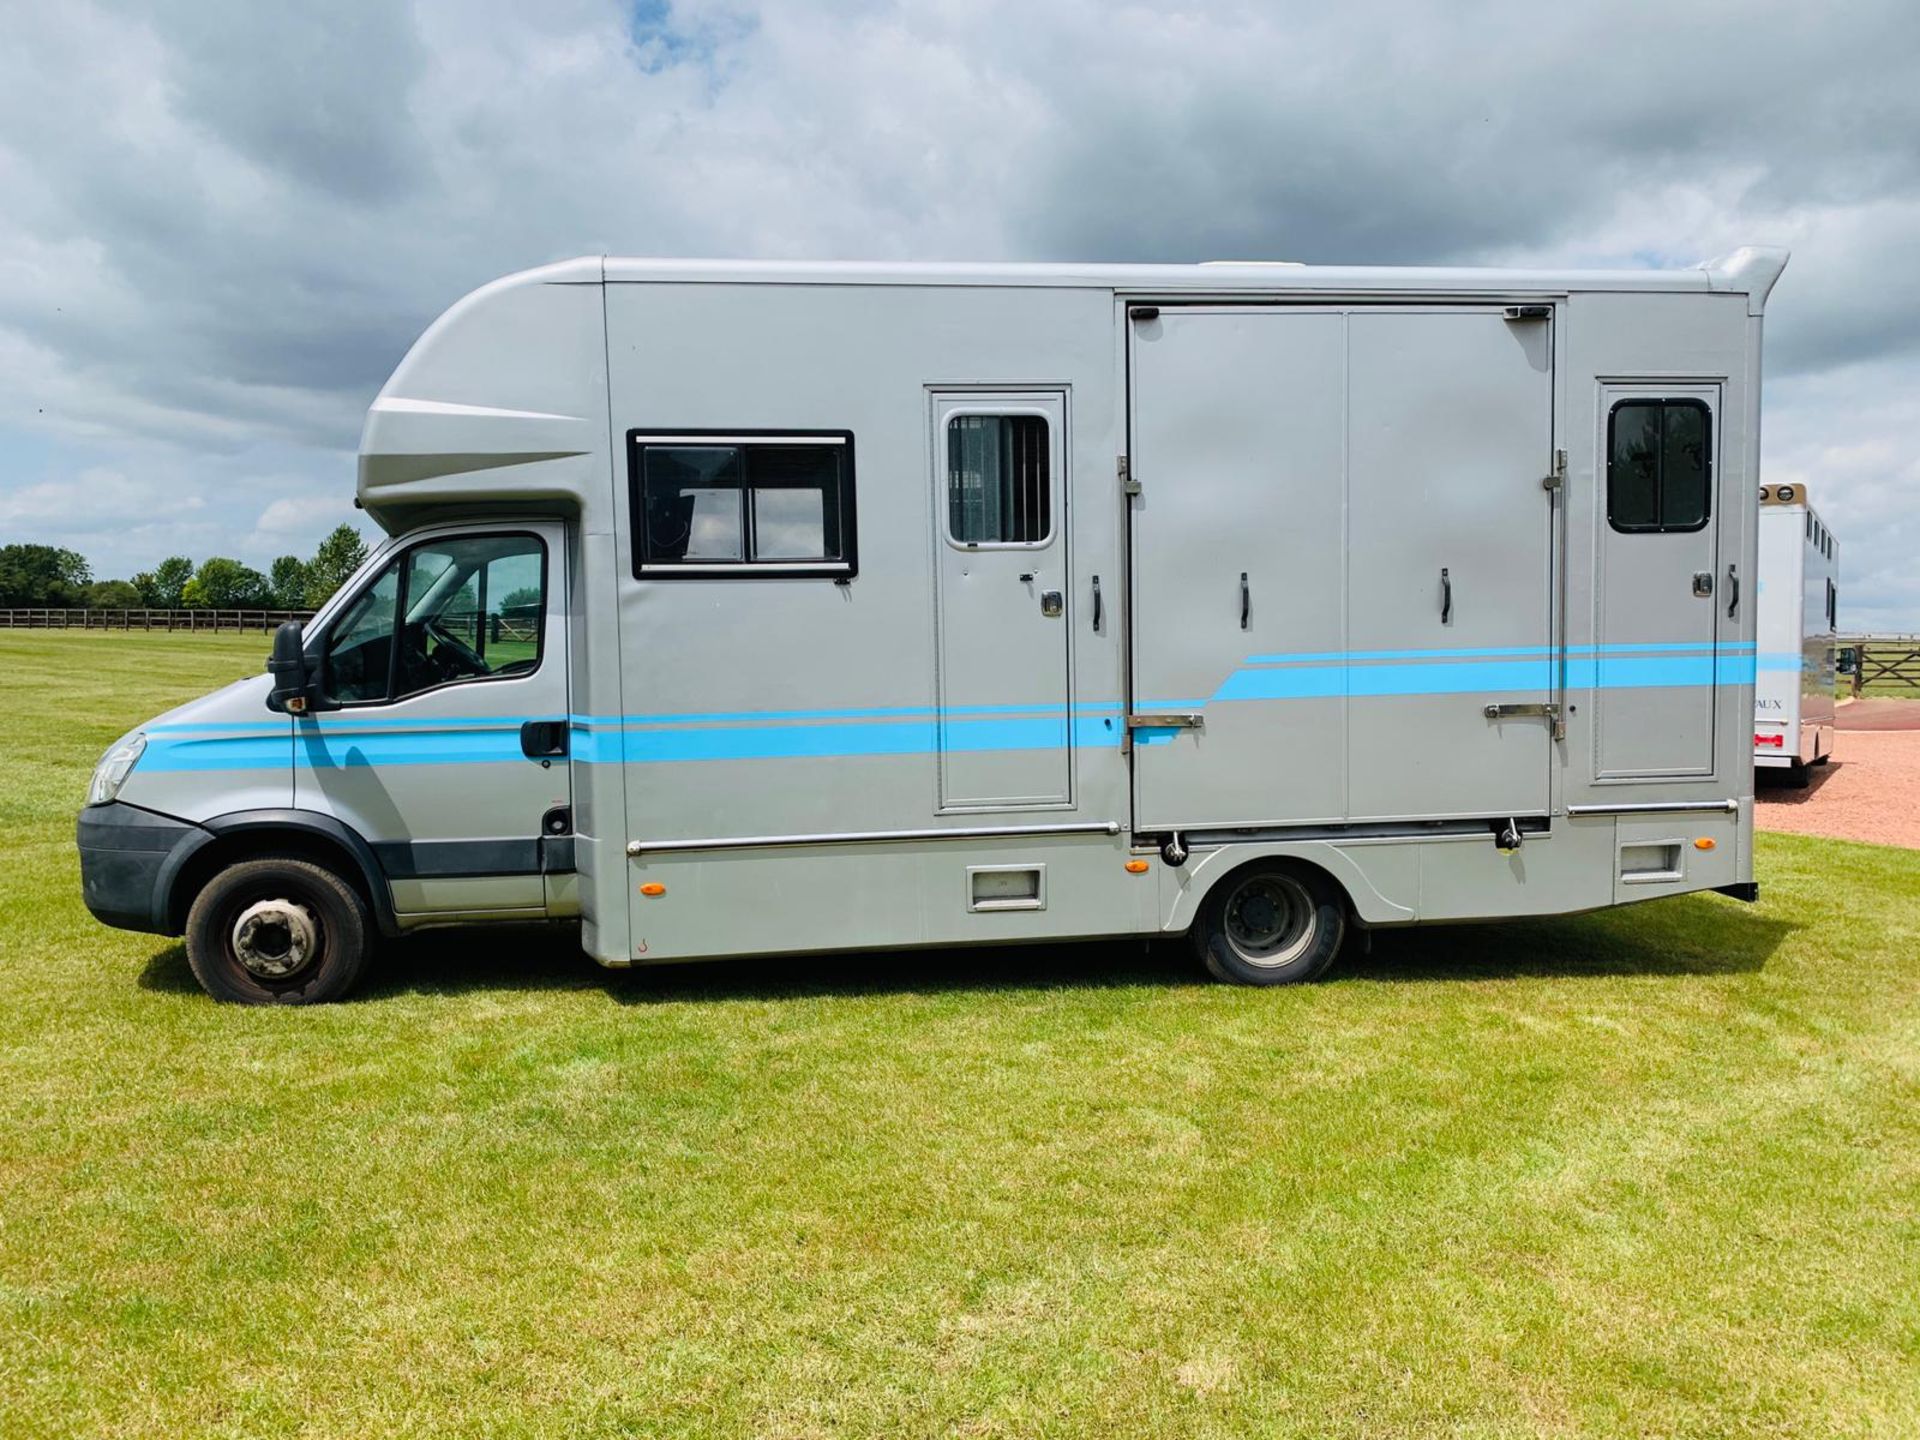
{"left": 76, "top": 803, "right": 209, "bottom": 935}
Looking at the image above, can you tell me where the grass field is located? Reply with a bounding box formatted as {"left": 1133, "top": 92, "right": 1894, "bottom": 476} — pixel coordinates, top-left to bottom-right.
{"left": 3, "top": 630, "right": 1918, "bottom": 1438}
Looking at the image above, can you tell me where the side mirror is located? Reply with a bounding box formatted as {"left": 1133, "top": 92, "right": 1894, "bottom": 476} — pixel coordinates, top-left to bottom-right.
{"left": 266, "top": 621, "right": 317, "bottom": 714}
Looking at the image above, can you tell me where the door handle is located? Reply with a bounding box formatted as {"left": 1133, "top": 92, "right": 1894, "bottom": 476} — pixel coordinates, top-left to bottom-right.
{"left": 1040, "top": 590, "right": 1063, "bottom": 618}
{"left": 1440, "top": 567, "right": 1453, "bottom": 625}
{"left": 1692, "top": 571, "right": 1714, "bottom": 597}
{"left": 520, "top": 719, "right": 568, "bottom": 760}
{"left": 1091, "top": 574, "right": 1103, "bottom": 632}
{"left": 1240, "top": 572, "right": 1250, "bottom": 630}
{"left": 1726, "top": 563, "right": 1740, "bottom": 619}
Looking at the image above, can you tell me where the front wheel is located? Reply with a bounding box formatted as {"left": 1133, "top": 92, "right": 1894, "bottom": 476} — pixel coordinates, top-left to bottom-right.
{"left": 184, "top": 856, "right": 372, "bottom": 1005}
{"left": 1192, "top": 862, "right": 1347, "bottom": 986}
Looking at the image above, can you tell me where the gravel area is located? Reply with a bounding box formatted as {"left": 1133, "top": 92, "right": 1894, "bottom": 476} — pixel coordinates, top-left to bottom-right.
{"left": 1757, "top": 708, "right": 1920, "bottom": 848}
{"left": 1837, "top": 696, "right": 1920, "bottom": 731}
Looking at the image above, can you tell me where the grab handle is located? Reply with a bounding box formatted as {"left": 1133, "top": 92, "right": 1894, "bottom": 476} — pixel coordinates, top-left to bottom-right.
{"left": 1092, "top": 574, "right": 1103, "bottom": 632}
{"left": 1726, "top": 563, "right": 1740, "bottom": 619}
{"left": 1440, "top": 567, "right": 1453, "bottom": 625}
{"left": 1240, "top": 572, "right": 1250, "bottom": 630}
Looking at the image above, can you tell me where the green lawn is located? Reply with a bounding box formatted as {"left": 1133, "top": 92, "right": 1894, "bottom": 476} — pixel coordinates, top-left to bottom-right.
{"left": 3, "top": 630, "right": 1918, "bottom": 1438}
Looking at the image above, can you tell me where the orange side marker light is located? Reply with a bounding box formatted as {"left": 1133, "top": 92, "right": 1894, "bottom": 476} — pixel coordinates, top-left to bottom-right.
{"left": 1693, "top": 838, "right": 1716, "bottom": 851}
{"left": 639, "top": 882, "right": 667, "bottom": 896}
{"left": 1125, "top": 859, "right": 1151, "bottom": 874}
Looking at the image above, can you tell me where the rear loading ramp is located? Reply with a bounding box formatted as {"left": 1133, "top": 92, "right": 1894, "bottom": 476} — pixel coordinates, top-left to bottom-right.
{"left": 1127, "top": 306, "right": 1557, "bottom": 830}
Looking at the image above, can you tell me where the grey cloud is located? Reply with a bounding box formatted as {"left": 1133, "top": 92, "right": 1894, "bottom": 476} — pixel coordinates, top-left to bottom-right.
{"left": 1, "top": 0, "right": 1917, "bottom": 620}
{"left": 139, "top": 0, "right": 432, "bottom": 205}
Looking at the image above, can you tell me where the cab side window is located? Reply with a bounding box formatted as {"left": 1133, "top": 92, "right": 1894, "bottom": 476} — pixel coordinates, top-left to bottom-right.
{"left": 324, "top": 561, "right": 401, "bottom": 703}
{"left": 320, "top": 534, "right": 546, "bottom": 705}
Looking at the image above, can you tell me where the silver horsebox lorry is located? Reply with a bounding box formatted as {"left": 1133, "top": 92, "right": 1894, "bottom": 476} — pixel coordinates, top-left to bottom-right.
{"left": 78, "top": 249, "right": 1788, "bottom": 1003}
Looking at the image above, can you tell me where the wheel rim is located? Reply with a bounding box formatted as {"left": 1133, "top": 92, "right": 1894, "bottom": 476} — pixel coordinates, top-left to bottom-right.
{"left": 1222, "top": 873, "right": 1317, "bottom": 968}
{"left": 229, "top": 898, "right": 320, "bottom": 980}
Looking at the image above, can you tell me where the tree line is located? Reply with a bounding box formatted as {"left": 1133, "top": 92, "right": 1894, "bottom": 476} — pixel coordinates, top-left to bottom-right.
{"left": 0, "top": 525, "right": 370, "bottom": 611}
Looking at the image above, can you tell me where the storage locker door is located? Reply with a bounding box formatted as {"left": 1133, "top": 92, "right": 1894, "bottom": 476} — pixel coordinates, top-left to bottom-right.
{"left": 1129, "top": 310, "right": 1348, "bottom": 830}
{"left": 1343, "top": 311, "right": 1555, "bottom": 820}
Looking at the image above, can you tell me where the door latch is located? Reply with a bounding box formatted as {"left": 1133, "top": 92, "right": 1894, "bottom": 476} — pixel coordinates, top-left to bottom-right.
{"left": 1692, "top": 571, "right": 1714, "bottom": 597}
{"left": 1541, "top": 449, "right": 1567, "bottom": 492}
{"left": 1040, "top": 590, "right": 1064, "bottom": 617}
{"left": 1484, "top": 701, "right": 1565, "bottom": 741}
{"left": 520, "top": 719, "right": 569, "bottom": 761}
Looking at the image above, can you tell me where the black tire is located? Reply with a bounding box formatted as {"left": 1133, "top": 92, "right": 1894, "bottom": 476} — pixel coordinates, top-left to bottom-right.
{"left": 184, "top": 856, "right": 372, "bottom": 1005}
{"left": 1191, "top": 862, "right": 1347, "bottom": 986}
{"left": 1785, "top": 759, "right": 1812, "bottom": 790}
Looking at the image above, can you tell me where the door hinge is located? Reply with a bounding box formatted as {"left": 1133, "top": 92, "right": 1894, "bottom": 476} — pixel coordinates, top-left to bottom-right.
{"left": 1119, "top": 455, "right": 1141, "bottom": 496}
{"left": 1484, "top": 701, "right": 1564, "bottom": 741}
{"left": 1541, "top": 449, "right": 1566, "bottom": 492}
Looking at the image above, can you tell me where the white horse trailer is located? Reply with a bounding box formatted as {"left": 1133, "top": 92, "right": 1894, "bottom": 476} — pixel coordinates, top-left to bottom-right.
{"left": 1754, "top": 484, "right": 1838, "bottom": 782}
{"left": 78, "top": 248, "right": 1789, "bottom": 1003}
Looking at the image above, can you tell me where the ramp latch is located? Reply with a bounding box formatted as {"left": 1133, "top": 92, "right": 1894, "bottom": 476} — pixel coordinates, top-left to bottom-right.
{"left": 1129, "top": 713, "right": 1205, "bottom": 732}
{"left": 1484, "top": 701, "right": 1565, "bottom": 741}
{"left": 1495, "top": 818, "right": 1524, "bottom": 852}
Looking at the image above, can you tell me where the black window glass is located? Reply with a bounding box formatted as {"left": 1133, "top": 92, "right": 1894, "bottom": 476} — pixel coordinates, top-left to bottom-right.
{"left": 633, "top": 436, "right": 853, "bottom": 574}
{"left": 1659, "top": 402, "right": 1709, "bottom": 528}
{"left": 749, "top": 445, "right": 844, "bottom": 561}
{"left": 948, "top": 415, "right": 1051, "bottom": 545}
{"left": 323, "top": 559, "right": 400, "bottom": 703}
{"left": 642, "top": 447, "right": 745, "bottom": 561}
{"left": 1608, "top": 398, "right": 1712, "bottom": 534}
{"left": 321, "top": 535, "right": 544, "bottom": 705}
{"left": 395, "top": 535, "right": 545, "bottom": 698}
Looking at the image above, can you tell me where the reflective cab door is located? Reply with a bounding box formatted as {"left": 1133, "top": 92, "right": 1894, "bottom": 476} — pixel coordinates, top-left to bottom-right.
{"left": 293, "top": 523, "right": 572, "bottom": 917}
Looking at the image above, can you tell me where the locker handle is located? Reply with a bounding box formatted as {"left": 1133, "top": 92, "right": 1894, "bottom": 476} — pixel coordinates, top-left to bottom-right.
{"left": 1440, "top": 567, "right": 1453, "bottom": 625}
{"left": 1240, "top": 572, "right": 1250, "bottom": 630}
{"left": 1726, "top": 563, "right": 1740, "bottom": 619}
{"left": 1092, "top": 574, "right": 1103, "bottom": 632}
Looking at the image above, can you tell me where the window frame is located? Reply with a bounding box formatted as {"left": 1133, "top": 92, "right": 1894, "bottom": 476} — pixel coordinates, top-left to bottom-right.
{"left": 314, "top": 529, "right": 549, "bottom": 709}
{"left": 941, "top": 408, "right": 1057, "bottom": 550}
{"left": 1605, "top": 396, "right": 1715, "bottom": 536}
{"left": 627, "top": 428, "right": 858, "bottom": 580}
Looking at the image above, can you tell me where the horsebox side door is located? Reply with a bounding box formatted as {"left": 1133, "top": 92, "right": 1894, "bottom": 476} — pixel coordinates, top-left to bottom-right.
{"left": 929, "top": 390, "right": 1073, "bottom": 811}
{"left": 1592, "top": 384, "right": 1722, "bottom": 779}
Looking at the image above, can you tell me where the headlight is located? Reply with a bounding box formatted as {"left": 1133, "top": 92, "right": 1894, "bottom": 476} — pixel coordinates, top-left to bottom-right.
{"left": 86, "top": 732, "right": 146, "bottom": 807}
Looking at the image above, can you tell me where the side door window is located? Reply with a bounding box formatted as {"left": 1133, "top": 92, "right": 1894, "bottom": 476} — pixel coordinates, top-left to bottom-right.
{"left": 320, "top": 534, "right": 547, "bottom": 705}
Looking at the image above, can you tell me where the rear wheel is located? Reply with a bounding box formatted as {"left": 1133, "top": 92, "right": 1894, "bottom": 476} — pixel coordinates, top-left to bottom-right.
{"left": 1192, "top": 862, "right": 1347, "bottom": 986}
{"left": 184, "top": 856, "right": 371, "bottom": 1005}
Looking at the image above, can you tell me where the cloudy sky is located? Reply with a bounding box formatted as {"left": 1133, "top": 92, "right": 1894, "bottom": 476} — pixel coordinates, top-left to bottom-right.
{"left": 2, "top": 0, "right": 1917, "bottom": 626}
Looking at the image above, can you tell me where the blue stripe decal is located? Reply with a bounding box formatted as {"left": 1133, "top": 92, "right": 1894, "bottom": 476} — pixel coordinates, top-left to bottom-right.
{"left": 141, "top": 735, "right": 295, "bottom": 773}
{"left": 135, "top": 643, "right": 1782, "bottom": 771}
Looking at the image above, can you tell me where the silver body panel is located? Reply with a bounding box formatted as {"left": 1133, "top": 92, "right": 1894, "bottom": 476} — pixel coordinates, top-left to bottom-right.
{"left": 106, "top": 250, "right": 1785, "bottom": 965}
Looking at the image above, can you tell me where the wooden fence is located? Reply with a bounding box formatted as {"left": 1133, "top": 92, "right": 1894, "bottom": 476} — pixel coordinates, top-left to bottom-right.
{"left": 0, "top": 608, "right": 315, "bottom": 633}
{"left": 1840, "top": 635, "right": 1920, "bottom": 695}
